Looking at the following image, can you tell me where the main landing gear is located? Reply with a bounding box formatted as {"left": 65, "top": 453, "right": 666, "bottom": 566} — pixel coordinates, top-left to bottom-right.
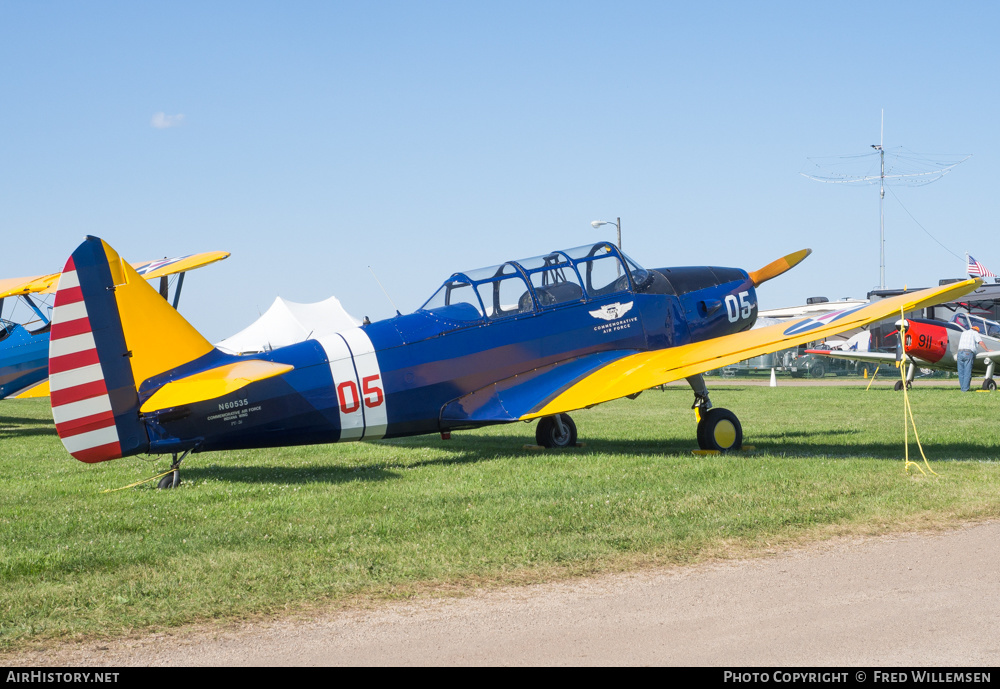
{"left": 983, "top": 360, "right": 996, "bottom": 391}
{"left": 156, "top": 450, "right": 190, "bottom": 490}
{"left": 535, "top": 413, "right": 578, "bottom": 448}
{"left": 689, "top": 374, "right": 743, "bottom": 452}
{"left": 893, "top": 362, "right": 916, "bottom": 391}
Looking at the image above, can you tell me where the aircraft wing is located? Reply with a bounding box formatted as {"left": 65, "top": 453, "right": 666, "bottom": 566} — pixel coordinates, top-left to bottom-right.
{"left": 519, "top": 278, "right": 981, "bottom": 420}
{"left": 0, "top": 273, "right": 61, "bottom": 299}
{"left": 803, "top": 349, "right": 898, "bottom": 364}
{"left": 441, "top": 350, "right": 640, "bottom": 424}
{"left": 0, "top": 251, "right": 230, "bottom": 299}
{"left": 130, "top": 251, "right": 230, "bottom": 280}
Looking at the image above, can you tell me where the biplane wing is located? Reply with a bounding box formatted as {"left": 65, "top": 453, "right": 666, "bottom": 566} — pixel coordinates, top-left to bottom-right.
{"left": 0, "top": 273, "right": 61, "bottom": 300}
{"left": 519, "top": 278, "right": 981, "bottom": 419}
{"left": 129, "top": 252, "right": 230, "bottom": 280}
{"left": 0, "top": 249, "right": 230, "bottom": 401}
{"left": 0, "top": 251, "right": 230, "bottom": 299}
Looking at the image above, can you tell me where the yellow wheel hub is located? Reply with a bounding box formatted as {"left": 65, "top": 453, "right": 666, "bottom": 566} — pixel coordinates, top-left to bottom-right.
{"left": 713, "top": 420, "right": 737, "bottom": 449}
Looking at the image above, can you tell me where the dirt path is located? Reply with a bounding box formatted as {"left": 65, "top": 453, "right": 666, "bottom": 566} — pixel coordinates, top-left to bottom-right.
{"left": 11, "top": 521, "right": 1000, "bottom": 666}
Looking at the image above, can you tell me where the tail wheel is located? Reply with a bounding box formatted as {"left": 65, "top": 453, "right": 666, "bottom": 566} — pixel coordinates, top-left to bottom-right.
{"left": 157, "top": 472, "right": 181, "bottom": 490}
{"left": 535, "top": 414, "right": 577, "bottom": 448}
{"left": 155, "top": 451, "right": 188, "bottom": 490}
{"left": 697, "top": 408, "right": 742, "bottom": 452}
{"left": 984, "top": 379, "right": 997, "bottom": 391}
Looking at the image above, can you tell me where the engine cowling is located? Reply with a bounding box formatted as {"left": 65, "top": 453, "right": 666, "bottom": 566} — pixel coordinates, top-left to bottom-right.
{"left": 903, "top": 319, "right": 948, "bottom": 363}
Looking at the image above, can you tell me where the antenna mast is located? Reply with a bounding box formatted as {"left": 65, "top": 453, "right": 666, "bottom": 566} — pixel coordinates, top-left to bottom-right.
{"left": 802, "top": 111, "right": 970, "bottom": 291}
{"left": 872, "top": 109, "right": 885, "bottom": 289}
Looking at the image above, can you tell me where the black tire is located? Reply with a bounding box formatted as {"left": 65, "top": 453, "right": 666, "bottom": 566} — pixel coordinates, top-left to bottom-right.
{"left": 894, "top": 380, "right": 904, "bottom": 391}
{"left": 535, "top": 414, "right": 577, "bottom": 448}
{"left": 984, "top": 379, "right": 997, "bottom": 391}
{"left": 696, "top": 408, "right": 743, "bottom": 452}
{"left": 157, "top": 472, "right": 180, "bottom": 490}
{"left": 810, "top": 364, "right": 825, "bottom": 378}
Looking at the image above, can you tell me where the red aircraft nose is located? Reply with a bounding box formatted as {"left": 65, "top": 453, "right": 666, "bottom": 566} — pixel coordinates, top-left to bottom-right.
{"left": 904, "top": 321, "right": 948, "bottom": 362}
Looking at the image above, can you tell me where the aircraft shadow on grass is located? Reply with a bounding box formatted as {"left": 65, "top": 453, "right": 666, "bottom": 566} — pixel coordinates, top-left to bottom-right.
{"left": 0, "top": 414, "right": 58, "bottom": 439}
{"left": 177, "top": 463, "right": 399, "bottom": 486}
{"left": 0, "top": 414, "right": 54, "bottom": 426}
{"left": 171, "top": 432, "right": 997, "bottom": 486}
{"left": 415, "top": 434, "right": 997, "bottom": 464}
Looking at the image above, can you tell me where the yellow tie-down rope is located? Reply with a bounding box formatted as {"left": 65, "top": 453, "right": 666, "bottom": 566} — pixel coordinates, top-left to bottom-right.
{"left": 101, "top": 467, "right": 178, "bottom": 493}
{"left": 898, "top": 308, "right": 937, "bottom": 476}
{"left": 865, "top": 363, "right": 879, "bottom": 391}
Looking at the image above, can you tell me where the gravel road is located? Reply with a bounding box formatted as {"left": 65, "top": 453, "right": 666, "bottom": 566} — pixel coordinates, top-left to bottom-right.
{"left": 11, "top": 521, "right": 1000, "bottom": 666}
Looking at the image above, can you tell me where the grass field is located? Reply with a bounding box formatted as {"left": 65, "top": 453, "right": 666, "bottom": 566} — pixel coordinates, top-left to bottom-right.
{"left": 3, "top": 381, "right": 1000, "bottom": 650}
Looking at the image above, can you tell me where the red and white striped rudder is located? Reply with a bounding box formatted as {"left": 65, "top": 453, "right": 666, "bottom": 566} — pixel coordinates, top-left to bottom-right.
{"left": 49, "top": 255, "right": 123, "bottom": 462}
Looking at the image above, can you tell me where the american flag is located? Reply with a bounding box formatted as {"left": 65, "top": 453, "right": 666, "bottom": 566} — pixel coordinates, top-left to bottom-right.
{"left": 967, "top": 254, "right": 996, "bottom": 279}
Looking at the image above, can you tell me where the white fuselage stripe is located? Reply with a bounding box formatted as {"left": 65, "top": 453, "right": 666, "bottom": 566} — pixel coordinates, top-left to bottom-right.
{"left": 314, "top": 328, "right": 386, "bottom": 442}
{"left": 338, "top": 328, "right": 387, "bottom": 440}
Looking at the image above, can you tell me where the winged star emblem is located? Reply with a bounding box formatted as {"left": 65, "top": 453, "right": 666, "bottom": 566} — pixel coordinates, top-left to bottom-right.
{"left": 589, "top": 301, "right": 634, "bottom": 321}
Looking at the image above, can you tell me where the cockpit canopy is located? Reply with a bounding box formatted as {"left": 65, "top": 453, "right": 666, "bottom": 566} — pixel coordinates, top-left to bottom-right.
{"left": 953, "top": 312, "right": 1000, "bottom": 338}
{"left": 419, "top": 242, "right": 650, "bottom": 322}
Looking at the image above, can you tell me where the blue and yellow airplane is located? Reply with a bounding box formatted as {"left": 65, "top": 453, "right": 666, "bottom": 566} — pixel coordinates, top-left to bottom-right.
{"left": 0, "top": 251, "right": 229, "bottom": 400}
{"left": 48, "top": 236, "right": 979, "bottom": 488}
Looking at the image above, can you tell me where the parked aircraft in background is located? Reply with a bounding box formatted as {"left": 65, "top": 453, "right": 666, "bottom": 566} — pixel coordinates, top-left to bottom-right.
{"left": 47, "top": 237, "right": 979, "bottom": 488}
{"left": 805, "top": 312, "right": 1000, "bottom": 391}
{"left": 0, "top": 251, "right": 229, "bottom": 399}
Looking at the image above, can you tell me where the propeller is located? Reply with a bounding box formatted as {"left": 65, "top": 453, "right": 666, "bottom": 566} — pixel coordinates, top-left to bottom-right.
{"left": 748, "top": 249, "right": 812, "bottom": 287}
{"left": 892, "top": 319, "right": 910, "bottom": 362}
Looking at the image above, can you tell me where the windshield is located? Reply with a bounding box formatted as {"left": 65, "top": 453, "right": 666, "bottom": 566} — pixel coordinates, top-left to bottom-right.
{"left": 420, "top": 276, "right": 485, "bottom": 321}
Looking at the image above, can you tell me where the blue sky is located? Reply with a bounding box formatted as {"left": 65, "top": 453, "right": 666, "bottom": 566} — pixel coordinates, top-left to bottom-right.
{"left": 2, "top": 1, "right": 997, "bottom": 341}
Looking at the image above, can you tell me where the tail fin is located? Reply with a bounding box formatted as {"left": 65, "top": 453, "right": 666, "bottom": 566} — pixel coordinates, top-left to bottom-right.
{"left": 50, "top": 237, "right": 215, "bottom": 462}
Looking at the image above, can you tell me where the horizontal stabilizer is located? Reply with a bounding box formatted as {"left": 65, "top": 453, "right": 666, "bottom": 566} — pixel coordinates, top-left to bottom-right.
{"left": 140, "top": 359, "right": 294, "bottom": 413}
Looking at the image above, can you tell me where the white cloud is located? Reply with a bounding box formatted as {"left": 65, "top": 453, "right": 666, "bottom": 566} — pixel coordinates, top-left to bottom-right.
{"left": 151, "top": 112, "right": 185, "bottom": 129}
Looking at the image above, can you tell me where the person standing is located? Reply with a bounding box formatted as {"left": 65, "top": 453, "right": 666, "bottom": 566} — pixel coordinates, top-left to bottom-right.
{"left": 958, "top": 326, "right": 986, "bottom": 392}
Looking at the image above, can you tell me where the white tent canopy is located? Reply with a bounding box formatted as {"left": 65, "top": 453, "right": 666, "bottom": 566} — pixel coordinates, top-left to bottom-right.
{"left": 215, "top": 296, "right": 362, "bottom": 355}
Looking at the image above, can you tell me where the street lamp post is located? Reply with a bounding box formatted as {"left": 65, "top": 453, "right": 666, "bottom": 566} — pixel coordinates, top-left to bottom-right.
{"left": 590, "top": 217, "right": 621, "bottom": 250}
{"left": 591, "top": 217, "right": 622, "bottom": 276}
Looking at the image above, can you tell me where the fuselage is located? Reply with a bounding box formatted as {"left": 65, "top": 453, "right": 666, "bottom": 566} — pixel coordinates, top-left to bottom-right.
{"left": 902, "top": 316, "right": 1000, "bottom": 372}
{"left": 138, "top": 244, "right": 759, "bottom": 455}
{"left": 0, "top": 321, "right": 49, "bottom": 399}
